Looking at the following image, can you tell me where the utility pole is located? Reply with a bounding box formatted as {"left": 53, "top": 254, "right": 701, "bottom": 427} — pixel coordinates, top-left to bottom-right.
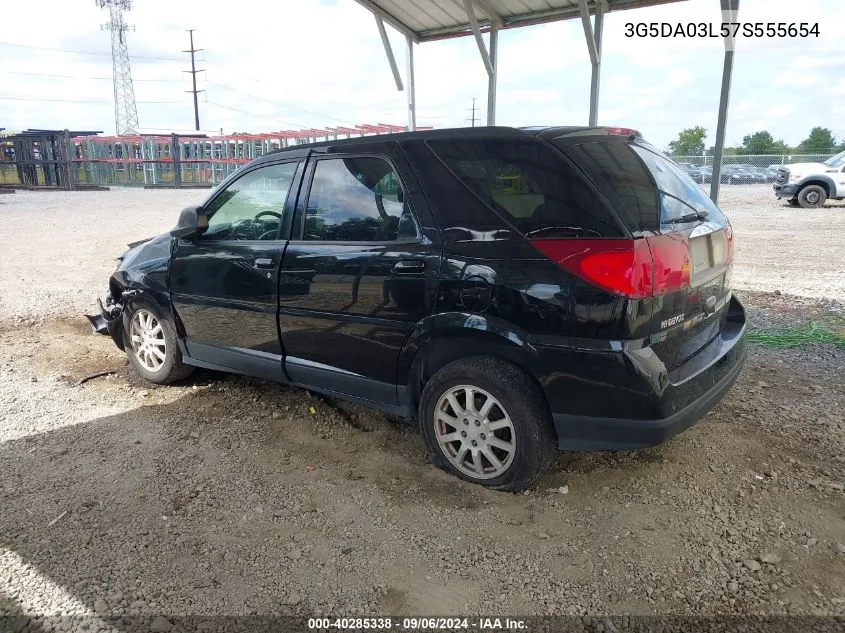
{"left": 183, "top": 29, "right": 205, "bottom": 131}
{"left": 465, "top": 97, "right": 479, "bottom": 128}
{"left": 97, "top": 0, "right": 139, "bottom": 135}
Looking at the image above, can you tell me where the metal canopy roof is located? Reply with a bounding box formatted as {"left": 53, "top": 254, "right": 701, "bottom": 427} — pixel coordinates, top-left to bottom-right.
{"left": 353, "top": 0, "right": 739, "bottom": 206}
{"left": 355, "top": 0, "right": 686, "bottom": 41}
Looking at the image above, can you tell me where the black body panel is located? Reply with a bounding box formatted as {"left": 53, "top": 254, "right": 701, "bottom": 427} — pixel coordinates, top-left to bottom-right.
{"left": 92, "top": 126, "right": 747, "bottom": 453}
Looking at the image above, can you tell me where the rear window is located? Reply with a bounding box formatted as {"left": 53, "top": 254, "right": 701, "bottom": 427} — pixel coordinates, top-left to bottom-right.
{"left": 426, "top": 139, "right": 624, "bottom": 238}
{"left": 561, "top": 141, "right": 723, "bottom": 231}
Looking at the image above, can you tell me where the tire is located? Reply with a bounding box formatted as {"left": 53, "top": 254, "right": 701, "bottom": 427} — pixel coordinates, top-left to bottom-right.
{"left": 418, "top": 356, "right": 555, "bottom": 491}
{"left": 797, "top": 184, "right": 827, "bottom": 209}
{"left": 123, "top": 297, "right": 194, "bottom": 385}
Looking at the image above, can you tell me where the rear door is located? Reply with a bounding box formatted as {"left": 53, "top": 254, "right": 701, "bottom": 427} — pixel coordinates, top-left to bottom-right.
{"left": 277, "top": 144, "right": 441, "bottom": 405}
{"left": 559, "top": 139, "right": 734, "bottom": 370}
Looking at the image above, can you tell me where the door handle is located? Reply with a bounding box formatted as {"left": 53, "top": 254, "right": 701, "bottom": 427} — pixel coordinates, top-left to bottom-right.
{"left": 393, "top": 259, "right": 425, "bottom": 273}
{"left": 253, "top": 257, "right": 275, "bottom": 269}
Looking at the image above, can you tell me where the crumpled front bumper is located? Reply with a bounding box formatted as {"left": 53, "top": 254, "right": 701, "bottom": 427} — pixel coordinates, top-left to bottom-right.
{"left": 85, "top": 290, "right": 136, "bottom": 351}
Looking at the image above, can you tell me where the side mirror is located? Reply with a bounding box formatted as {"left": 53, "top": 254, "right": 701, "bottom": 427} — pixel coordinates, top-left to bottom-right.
{"left": 170, "top": 205, "right": 208, "bottom": 239}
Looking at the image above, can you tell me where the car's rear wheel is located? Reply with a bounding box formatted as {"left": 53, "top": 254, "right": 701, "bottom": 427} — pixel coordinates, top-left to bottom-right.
{"left": 797, "top": 184, "right": 827, "bottom": 209}
{"left": 124, "top": 299, "right": 194, "bottom": 384}
{"left": 419, "top": 357, "right": 555, "bottom": 491}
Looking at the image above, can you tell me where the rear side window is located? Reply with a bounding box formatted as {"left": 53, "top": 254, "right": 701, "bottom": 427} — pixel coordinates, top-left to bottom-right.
{"left": 426, "top": 139, "right": 624, "bottom": 238}
{"left": 303, "top": 157, "right": 418, "bottom": 242}
{"left": 631, "top": 144, "right": 724, "bottom": 222}
{"left": 559, "top": 141, "right": 660, "bottom": 232}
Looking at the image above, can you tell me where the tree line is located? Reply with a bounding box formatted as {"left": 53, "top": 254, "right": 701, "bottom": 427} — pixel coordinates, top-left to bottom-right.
{"left": 667, "top": 126, "right": 844, "bottom": 157}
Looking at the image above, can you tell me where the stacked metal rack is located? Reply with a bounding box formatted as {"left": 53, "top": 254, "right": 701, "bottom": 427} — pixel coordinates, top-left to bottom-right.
{"left": 69, "top": 123, "right": 423, "bottom": 188}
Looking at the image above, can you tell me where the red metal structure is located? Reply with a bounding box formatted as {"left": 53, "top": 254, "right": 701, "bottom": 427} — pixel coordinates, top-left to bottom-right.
{"left": 69, "top": 123, "right": 433, "bottom": 187}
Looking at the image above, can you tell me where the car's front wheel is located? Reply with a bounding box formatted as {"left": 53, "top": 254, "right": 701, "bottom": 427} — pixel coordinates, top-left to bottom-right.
{"left": 419, "top": 357, "right": 555, "bottom": 491}
{"left": 124, "top": 299, "right": 194, "bottom": 384}
{"left": 797, "top": 184, "right": 827, "bottom": 209}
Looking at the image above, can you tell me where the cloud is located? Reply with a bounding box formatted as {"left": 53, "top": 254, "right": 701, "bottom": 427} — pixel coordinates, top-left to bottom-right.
{"left": 0, "top": 0, "right": 842, "bottom": 149}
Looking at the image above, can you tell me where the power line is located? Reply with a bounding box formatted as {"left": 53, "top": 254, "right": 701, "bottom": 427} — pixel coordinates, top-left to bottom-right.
{"left": 0, "top": 96, "right": 182, "bottom": 104}
{"left": 0, "top": 40, "right": 181, "bottom": 61}
{"left": 0, "top": 69, "right": 183, "bottom": 82}
{"left": 205, "top": 81, "right": 359, "bottom": 126}
{"left": 203, "top": 60, "right": 403, "bottom": 113}
{"left": 205, "top": 101, "right": 304, "bottom": 128}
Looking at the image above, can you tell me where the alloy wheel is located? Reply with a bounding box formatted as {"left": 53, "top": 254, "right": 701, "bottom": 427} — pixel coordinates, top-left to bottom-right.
{"left": 433, "top": 385, "right": 516, "bottom": 480}
{"left": 130, "top": 309, "right": 166, "bottom": 373}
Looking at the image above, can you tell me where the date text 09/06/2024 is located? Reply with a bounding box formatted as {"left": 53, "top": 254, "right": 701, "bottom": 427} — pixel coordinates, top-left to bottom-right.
{"left": 308, "top": 617, "right": 528, "bottom": 630}
{"left": 624, "top": 22, "right": 820, "bottom": 38}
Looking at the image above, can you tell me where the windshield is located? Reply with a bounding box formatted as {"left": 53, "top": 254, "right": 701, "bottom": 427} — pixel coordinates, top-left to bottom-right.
{"left": 824, "top": 150, "right": 845, "bottom": 168}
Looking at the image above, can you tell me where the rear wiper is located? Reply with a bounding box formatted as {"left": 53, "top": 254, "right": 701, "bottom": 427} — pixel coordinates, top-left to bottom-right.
{"left": 664, "top": 211, "right": 708, "bottom": 224}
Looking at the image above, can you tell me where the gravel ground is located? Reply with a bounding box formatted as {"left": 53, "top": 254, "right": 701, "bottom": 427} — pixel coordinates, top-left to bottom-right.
{"left": 0, "top": 186, "right": 843, "bottom": 628}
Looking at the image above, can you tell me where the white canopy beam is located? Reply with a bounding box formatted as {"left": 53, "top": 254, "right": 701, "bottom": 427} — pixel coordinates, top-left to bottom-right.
{"left": 464, "top": 0, "right": 494, "bottom": 76}
{"left": 375, "top": 14, "right": 404, "bottom": 91}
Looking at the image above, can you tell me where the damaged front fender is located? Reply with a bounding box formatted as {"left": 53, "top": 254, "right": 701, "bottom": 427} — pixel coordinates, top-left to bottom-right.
{"left": 87, "top": 233, "right": 176, "bottom": 352}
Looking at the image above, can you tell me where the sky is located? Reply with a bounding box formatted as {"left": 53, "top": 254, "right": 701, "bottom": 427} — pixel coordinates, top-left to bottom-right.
{"left": 1, "top": 0, "right": 843, "bottom": 150}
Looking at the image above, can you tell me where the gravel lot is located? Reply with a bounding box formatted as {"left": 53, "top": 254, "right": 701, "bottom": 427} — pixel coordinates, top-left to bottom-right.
{"left": 1, "top": 185, "right": 843, "bottom": 628}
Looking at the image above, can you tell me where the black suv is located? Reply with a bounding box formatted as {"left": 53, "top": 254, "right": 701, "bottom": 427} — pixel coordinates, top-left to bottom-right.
{"left": 90, "top": 126, "right": 746, "bottom": 490}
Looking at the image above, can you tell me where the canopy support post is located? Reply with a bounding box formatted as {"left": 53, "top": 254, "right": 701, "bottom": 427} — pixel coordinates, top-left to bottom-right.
{"left": 710, "top": 0, "right": 739, "bottom": 204}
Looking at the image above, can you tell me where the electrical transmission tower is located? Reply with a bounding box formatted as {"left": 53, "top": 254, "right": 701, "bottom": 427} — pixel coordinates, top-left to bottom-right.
{"left": 97, "top": 0, "right": 139, "bottom": 135}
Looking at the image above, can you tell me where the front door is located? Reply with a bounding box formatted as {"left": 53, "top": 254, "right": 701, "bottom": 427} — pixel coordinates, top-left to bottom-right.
{"left": 279, "top": 152, "right": 440, "bottom": 405}
{"left": 170, "top": 160, "right": 301, "bottom": 379}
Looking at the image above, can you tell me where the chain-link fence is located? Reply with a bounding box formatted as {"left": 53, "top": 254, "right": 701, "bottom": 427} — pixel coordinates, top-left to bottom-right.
{"left": 671, "top": 152, "right": 840, "bottom": 168}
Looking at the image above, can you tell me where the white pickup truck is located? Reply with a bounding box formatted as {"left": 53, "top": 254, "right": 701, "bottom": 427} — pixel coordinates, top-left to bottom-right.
{"left": 773, "top": 149, "right": 845, "bottom": 208}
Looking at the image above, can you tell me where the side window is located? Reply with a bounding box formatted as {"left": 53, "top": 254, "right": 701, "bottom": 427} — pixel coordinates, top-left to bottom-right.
{"left": 303, "top": 157, "right": 418, "bottom": 242}
{"left": 202, "top": 162, "right": 298, "bottom": 241}
{"left": 427, "top": 139, "right": 624, "bottom": 238}
{"left": 562, "top": 141, "right": 661, "bottom": 232}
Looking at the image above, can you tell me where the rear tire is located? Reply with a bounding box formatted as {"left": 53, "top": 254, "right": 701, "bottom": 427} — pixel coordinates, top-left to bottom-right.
{"left": 418, "top": 356, "right": 555, "bottom": 491}
{"left": 123, "top": 298, "right": 194, "bottom": 385}
{"left": 797, "top": 184, "right": 827, "bottom": 209}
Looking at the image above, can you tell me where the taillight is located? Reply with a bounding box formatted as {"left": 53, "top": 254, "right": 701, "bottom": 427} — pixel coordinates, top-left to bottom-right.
{"left": 531, "top": 236, "right": 691, "bottom": 299}
{"left": 648, "top": 233, "right": 691, "bottom": 296}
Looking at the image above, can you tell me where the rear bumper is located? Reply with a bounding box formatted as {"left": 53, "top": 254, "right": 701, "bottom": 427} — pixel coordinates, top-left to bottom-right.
{"left": 773, "top": 183, "right": 797, "bottom": 198}
{"left": 545, "top": 296, "right": 747, "bottom": 451}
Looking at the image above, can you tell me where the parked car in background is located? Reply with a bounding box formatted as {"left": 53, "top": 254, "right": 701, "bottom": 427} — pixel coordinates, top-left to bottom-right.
{"left": 774, "top": 149, "right": 845, "bottom": 208}
{"left": 734, "top": 164, "right": 775, "bottom": 183}
{"left": 701, "top": 165, "right": 760, "bottom": 185}
{"left": 719, "top": 165, "right": 762, "bottom": 184}
{"left": 88, "top": 125, "right": 746, "bottom": 490}
{"left": 677, "top": 162, "right": 703, "bottom": 183}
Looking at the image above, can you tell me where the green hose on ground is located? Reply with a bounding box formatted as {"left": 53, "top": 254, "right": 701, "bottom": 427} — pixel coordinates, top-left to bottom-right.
{"left": 746, "top": 316, "right": 845, "bottom": 349}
